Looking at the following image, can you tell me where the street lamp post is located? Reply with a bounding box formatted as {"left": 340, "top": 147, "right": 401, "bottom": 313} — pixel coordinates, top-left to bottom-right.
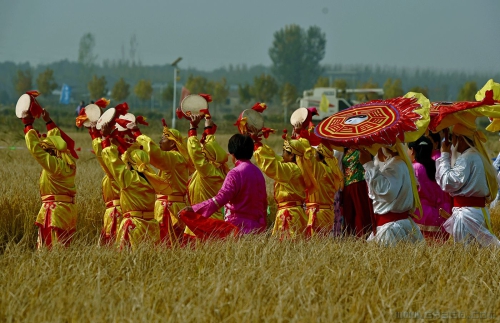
{"left": 171, "top": 57, "right": 182, "bottom": 128}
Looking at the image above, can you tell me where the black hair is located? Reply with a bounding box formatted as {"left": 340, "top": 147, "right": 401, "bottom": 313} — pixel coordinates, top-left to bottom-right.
{"left": 228, "top": 134, "right": 254, "bottom": 160}
{"left": 408, "top": 136, "right": 436, "bottom": 182}
{"left": 428, "top": 131, "right": 441, "bottom": 149}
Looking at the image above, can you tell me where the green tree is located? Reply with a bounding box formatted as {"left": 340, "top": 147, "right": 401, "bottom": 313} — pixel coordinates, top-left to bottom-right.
{"left": 457, "top": 81, "right": 477, "bottom": 101}
{"left": 88, "top": 75, "right": 108, "bottom": 100}
{"left": 212, "top": 78, "right": 229, "bottom": 105}
{"left": 238, "top": 84, "right": 252, "bottom": 104}
{"left": 383, "top": 78, "right": 404, "bottom": 99}
{"left": 251, "top": 73, "right": 278, "bottom": 103}
{"left": 78, "top": 33, "right": 97, "bottom": 82}
{"left": 185, "top": 75, "right": 209, "bottom": 94}
{"left": 36, "top": 68, "right": 58, "bottom": 97}
{"left": 78, "top": 33, "right": 97, "bottom": 67}
{"left": 13, "top": 69, "right": 33, "bottom": 96}
{"left": 111, "top": 77, "right": 130, "bottom": 101}
{"left": 332, "top": 79, "right": 348, "bottom": 98}
{"left": 134, "top": 79, "right": 153, "bottom": 103}
{"left": 269, "top": 24, "right": 326, "bottom": 91}
{"left": 409, "top": 86, "right": 429, "bottom": 98}
{"left": 314, "top": 76, "right": 330, "bottom": 88}
{"left": 210, "top": 78, "right": 229, "bottom": 117}
{"left": 162, "top": 83, "right": 174, "bottom": 103}
{"left": 356, "top": 79, "right": 379, "bottom": 101}
{"left": 280, "top": 82, "right": 298, "bottom": 125}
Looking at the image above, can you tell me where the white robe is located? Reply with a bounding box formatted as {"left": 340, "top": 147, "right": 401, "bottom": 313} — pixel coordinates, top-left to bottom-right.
{"left": 436, "top": 149, "right": 500, "bottom": 247}
{"left": 363, "top": 156, "right": 423, "bottom": 246}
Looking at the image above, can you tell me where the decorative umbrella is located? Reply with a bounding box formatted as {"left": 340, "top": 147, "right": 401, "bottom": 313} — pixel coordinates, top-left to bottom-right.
{"left": 429, "top": 79, "right": 500, "bottom": 132}
{"left": 314, "top": 92, "right": 430, "bottom": 148}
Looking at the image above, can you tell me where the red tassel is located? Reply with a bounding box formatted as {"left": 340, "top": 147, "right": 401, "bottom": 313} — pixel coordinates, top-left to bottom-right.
{"left": 95, "top": 98, "right": 110, "bottom": 109}
{"left": 26, "top": 90, "right": 40, "bottom": 97}
{"left": 281, "top": 129, "right": 288, "bottom": 140}
{"left": 199, "top": 93, "right": 212, "bottom": 103}
{"left": 261, "top": 127, "right": 276, "bottom": 139}
{"left": 136, "top": 116, "right": 148, "bottom": 126}
{"left": 176, "top": 107, "right": 184, "bottom": 119}
{"left": 162, "top": 118, "right": 167, "bottom": 127}
{"left": 307, "top": 107, "right": 319, "bottom": 116}
{"left": 252, "top": 102, "right": 267, "bottom": 113}
{"left": 114, "top": 102, "right": 129, "bottom": 116}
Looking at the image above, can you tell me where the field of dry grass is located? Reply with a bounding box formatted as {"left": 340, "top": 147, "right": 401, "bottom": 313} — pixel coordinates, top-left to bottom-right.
{"left": 2, "top": 121, "right": 500, "bottom": 322}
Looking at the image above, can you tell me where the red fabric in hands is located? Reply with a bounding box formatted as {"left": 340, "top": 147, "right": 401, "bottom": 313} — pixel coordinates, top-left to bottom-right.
{"left": 179, "top": 210, "right": 239, "bottom": 241}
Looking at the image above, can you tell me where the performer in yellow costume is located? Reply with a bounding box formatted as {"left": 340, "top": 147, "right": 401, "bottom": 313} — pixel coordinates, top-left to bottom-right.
{"left": 186, "top": 116, "right": 229, "bottom": 222}
{"left": 90, "top": 129, "right": 122, "bottom": 245}
{"left": 134, "top": 119, "right": 190, "bottom": 246}
{"left": 100, "top": 124, "right": 160, "bottom": 250}
{"left": 23, "top": 110, "right": 77, "bottom": 249}
{"left": 304, "top": 142, "right": 343, "bottom": 236}
{"left": 253, "top": 131, "right": 307, "bottom": 239}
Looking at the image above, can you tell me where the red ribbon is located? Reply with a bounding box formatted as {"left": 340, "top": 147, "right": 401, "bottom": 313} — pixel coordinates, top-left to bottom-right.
{"left": 120, "top": 216, "right": 136, "bottom": 250}
{"left": 305, "top": 207, "right": 318, "bottom": 239}
{"left": 279, "top": 209, "right": 292, "bottom": 241}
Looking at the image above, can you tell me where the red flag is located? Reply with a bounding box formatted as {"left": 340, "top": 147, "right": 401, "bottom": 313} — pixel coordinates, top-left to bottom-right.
{"left": 59, "top": 128, "right": 79, "bottom": 159}
{"left": 180, "top": 87, "right": 191, "bottom": 103}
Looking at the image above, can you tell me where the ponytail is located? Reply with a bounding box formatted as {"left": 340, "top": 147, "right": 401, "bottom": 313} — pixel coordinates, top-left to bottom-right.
{"left": 409, "top": 136, "right": 436, "bottom": 182}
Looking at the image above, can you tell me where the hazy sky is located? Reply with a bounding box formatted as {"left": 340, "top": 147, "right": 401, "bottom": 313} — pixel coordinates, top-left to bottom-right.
{"left": 1, "top": 0, "right": 499, "bottom": 72}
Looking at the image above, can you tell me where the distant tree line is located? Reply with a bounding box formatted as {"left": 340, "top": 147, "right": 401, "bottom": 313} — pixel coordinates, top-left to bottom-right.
{"left": 2, "top": 25, "right": 498, "bottom": 108}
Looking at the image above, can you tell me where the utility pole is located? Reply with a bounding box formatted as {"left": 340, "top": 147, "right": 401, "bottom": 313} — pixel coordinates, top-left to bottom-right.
{"left": 171, "top": 57, "right": 182, "bottom": 128}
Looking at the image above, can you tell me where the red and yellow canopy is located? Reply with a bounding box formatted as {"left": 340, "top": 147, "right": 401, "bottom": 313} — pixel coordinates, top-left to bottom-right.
{"left": 314, "top": 92, "right": 429, "bottom": 148}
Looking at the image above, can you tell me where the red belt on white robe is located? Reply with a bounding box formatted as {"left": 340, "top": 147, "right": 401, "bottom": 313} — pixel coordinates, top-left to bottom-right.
{"left": 374, "top": 211, "right": 409, "bottom": 228}
{"left": 453, "top": 196, "right": 486, "bottom": 208}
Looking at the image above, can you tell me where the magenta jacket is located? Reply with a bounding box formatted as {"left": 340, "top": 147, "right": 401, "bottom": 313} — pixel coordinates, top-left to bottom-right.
{"left": 192, "top": 160, "right": 267, "bottom": 234}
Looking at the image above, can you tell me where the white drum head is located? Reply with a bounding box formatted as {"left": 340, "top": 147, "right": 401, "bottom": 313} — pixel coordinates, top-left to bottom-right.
{"left": 181, "top": 95, "right": 209, "bottom": 117}
{"left": 290, "top": 107, "right": 309, "bottom": 128}
{"left": 83, "top": 104, "right": 102, "bottom": 127}
{"left": 15, "top": 94, "right": 31, "bottom": 118}
{"left": 116, "top": 113, "right": 136, "bottom": 131}
{"left": 96, "top": 108, "right": 116, "bottom": 130}
{"left": 241, "top": 109, "right": 264, "bottom": 134}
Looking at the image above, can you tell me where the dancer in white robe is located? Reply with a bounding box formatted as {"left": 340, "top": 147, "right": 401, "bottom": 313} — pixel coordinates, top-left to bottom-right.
{"left": 435, "top": 125, "right": 500, "bottom": 247}
{"left": 360, "top": 145, "right": 424, "bottom": 246}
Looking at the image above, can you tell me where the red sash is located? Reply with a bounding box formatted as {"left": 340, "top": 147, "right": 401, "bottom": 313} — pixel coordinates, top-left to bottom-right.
{"left": 375, "top": 211, "right": 409, "bottom": 228}
{"left": 453, "top": 196, "right": 486, "bottom": 208}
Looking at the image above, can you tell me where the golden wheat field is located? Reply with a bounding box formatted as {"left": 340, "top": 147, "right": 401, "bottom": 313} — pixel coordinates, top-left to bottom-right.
{"left": 2, "top": 122, "right": 500, "bottom": 322}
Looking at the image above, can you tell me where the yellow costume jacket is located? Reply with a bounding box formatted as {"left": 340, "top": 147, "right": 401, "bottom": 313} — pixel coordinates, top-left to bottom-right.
{"left": 92, "top": 137, "right": 122, "bottom": 243}
{"left": 25, "top": 127, "right": 77, "bottom": 237}
{"left": 254, "top": 144, "right": 307, "bottom": 238}
{"left": 101, "top": 143, "right": 160, "bottom": 249}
